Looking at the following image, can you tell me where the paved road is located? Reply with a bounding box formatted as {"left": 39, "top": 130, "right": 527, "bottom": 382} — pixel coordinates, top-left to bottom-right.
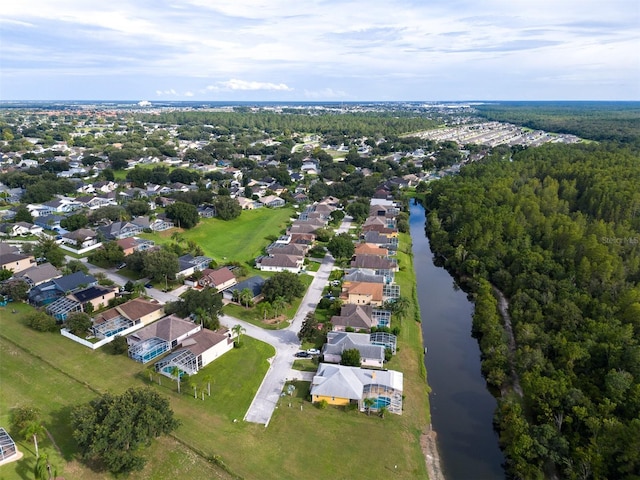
{"left": 220, "top": 216, "right": 352, "bottom": 426}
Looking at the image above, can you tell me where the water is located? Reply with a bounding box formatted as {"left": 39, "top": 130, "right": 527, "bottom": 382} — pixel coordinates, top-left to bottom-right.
{"left": 410, "top": 201, "right": 505, "bottom": 480}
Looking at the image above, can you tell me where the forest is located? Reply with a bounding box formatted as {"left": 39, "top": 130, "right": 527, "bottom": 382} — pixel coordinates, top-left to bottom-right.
{"left": 423, "top": 141, "right": 640, "bottom": 479}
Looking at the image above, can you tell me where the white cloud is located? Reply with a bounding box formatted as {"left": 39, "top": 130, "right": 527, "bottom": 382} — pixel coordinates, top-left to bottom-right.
{"left": 155, "top": 89, "right": 178, "bottom": 96}
{"left": 1, "top": 0, "right": 638, "bottom": 99}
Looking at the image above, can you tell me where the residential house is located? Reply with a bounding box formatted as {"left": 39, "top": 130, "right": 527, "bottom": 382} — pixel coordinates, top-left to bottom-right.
{"left": 29, "top": 271, "right": 98, "bottom": 306}
{"left": 154, "top": 328, "right": 235, "bottom": 376}
{"left": 340, "top": 281, "right": 384, "bottom": 307}
{"left": 116, "top": 236, "right": 154, "bottom": 256}
{"left": 92, "top": 297, "right": 165, "bottom": 339}
{"left": 61, "top": 228, "right": 99, "bottom": 249}
{"left": 332, "top": 303, "right": 392, "bottom": 331}
{"left": 259, "top": 195, "right": 285, "bottom": 208}
{"left": 350, "top": 256, "right": 398, "bottom": 280}
{"left": 353, "top": 243, "right": 389, "bottom": 258}
{"left": 223, "top": 276, "right": 266, "bottom": 302}
{"left": 322, "top": 332, "right": 386, "bottom": 368}
{"left": 197, "top": 205, "right": 217, "bottom": 218}
{"left": 0, "top": 251, "right": 35, "bottom": 274}
{"left": 70, "top": 285, "right": 118, "bottom": 311}
{"left": 127, "top": 314, "right": 202, "bottom": 363}
{"left": 16, "top": 263, "right": 62, "bottom": 287}
{"left": 0, "top": 222, "right": 43, "bottom": 237}
{"left": 310, "top": 363, "right": 403, "bottom": 415}
{"left": 256, "top": 254, "right": 303, "bottom": 273}
{"left": 34, "top": 214, "right": 65, "bottom": 232}
{"left": 75, "top": 194, "right": 117, "bottom": 210}
{"left": 177, "top": 254, "right": 212, "bottom": 278}
{"left": 196, "top": 267, "right": 237, "bottom": 291}
{"left": 236, "top": 197, "right": 260, "bottom": 210}
{"left": 266, "top": 242, "right": 309, "bottom": 257}
{"left": 97, "top": 221, "right": 143, "bottom": 240}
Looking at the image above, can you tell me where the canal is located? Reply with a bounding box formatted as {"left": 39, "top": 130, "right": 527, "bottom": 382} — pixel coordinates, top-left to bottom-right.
{"left": 410, "top": 201, "right": 505, "bottom": 479}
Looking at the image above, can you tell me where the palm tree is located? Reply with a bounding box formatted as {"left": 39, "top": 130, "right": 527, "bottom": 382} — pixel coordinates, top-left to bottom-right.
{"left": 21, "top": 420, "right": 45, "bottom": 458}
{"left": 202, "top": 374, "right": 213, "bottom": 396}
{"left": 390, "top": 296, "right": 410, "bottom": 320}
{"left": 232, "top": 324, "right": 246, "bottom": 346}
{"left": 258, "top": 301, "right": 272, "bottom": 321}
{"left": 363, "top": 397, "right": 375, "bottom": 416}
{"left": 170, "top": 366, "right": 181, "bottom": 393}
{"left": 171, "top": 231, "right": 185, "bottom": 244}
{"left": 239, "top": 288, "right": 253, "bottom": 308}
{"left": 378, "top": 406, "right": 389, "bottom": 419}
{"left": 272, "top": 296, "right": 287, "bottom": 320}
{"left": 34, "top": 453, "right": 56, "bottom": 480}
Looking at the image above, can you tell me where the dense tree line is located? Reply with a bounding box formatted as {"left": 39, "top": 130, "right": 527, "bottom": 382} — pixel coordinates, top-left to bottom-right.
{"left": 423, "top": 142, "right": 640, "bottom": 479}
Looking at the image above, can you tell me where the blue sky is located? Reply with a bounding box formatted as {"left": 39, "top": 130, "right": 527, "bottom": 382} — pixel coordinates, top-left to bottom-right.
{"left": 1, "top": 0, "right": 638, "bottom": 101}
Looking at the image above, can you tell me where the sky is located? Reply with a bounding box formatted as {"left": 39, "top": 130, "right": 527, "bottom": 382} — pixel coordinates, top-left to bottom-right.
{"left": 1, "top": 0, "right": 639, "bottom": 101}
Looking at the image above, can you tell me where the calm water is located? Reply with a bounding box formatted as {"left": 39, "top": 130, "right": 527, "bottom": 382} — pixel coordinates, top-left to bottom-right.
{"left": 410, "top": 202, "right": 505, "bottom": 480}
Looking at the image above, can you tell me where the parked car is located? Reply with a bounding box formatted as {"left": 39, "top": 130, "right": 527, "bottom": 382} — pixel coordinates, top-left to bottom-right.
{"left": 117, "top": 263, "right": 127, "bottom": 269}
{"left": 306, "top": 348, "right": 320, "bottom": 356}
{"left": 295, "top": 351, "right": 310, "bottom": 358}
{"left": 145, "top": 283, "right": 153, "bottom": 289}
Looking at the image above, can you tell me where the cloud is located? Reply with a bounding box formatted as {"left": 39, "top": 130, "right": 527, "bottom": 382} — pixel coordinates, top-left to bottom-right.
{"left": 206, "top": 79, "right": 293, "bottom": 92}
{"left": 303, "top": 88, "right": 348, "bottom": 99}
{"left": 155, "top": 89, "right": 178, "bottom": 96}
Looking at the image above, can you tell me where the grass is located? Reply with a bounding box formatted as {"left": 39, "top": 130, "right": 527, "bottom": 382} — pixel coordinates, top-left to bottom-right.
{"left": 0, "top": 232, "right": 432, "bottom": 480}
{"left": 139, "top": 207, "right": 295, "bottom": 265}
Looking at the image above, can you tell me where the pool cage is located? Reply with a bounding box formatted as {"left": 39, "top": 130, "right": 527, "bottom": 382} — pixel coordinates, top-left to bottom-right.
{"left": 0, "top": 428, "right": 17, "bottom": 462}
{"left": 91, "top": 315, "right": 133, "bottom": 339}
{"left": 155, "top": 349, "right": 200, "bottom": 378}
{"left": 129, "top": 337, "right": 170, "bottom": 363}
{"left": 361, "top": 384, "right": 403, "bottom": 415}
{"left": 371, "top": 308, "right": 392, "bottom": 328}
{"left": 370, "top": 331, "right": 397, "bottom": 354}
{"left": 46, "top": 297, "right": 82, "bottom": 321}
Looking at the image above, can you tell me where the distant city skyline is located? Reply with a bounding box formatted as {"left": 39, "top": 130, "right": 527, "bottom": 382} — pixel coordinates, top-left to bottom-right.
{"left": 1, "top": 0, "right": 638, "bottom": 101}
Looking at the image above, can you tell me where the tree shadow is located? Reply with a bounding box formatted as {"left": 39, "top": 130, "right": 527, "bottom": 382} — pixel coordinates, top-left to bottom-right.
{"left": 14, "top": 452, "right": 35, "bottom": 480}
{"left": 46, "top": 405, "right": 77, "bottom": 462}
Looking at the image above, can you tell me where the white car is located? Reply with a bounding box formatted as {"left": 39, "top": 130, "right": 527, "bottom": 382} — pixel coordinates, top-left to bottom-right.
{"left": 307, "top": 348, "right": 320, "bottom": 356}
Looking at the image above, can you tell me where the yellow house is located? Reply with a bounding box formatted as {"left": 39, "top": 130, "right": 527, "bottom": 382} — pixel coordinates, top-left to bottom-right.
{"left": 0, "top": 252, "right": 35, "bottom": 274}
{"left": 310, "top": 363, "right": 404, "bottom": 415}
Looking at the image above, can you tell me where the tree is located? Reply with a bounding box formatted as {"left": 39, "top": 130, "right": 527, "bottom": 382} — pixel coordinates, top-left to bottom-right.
{"left": 238, "top": 288, "right": 253, "bottom": 308}
{"left": 327, "top": 233, "right": 354, "bottom": 259}
{"left": 60, "top": 213, "right": 88, "bottom": 231}
{"left": 213, "top": 195, "right": 241, "bottom": 220}
{"left": 232, "top": 324, "right": 246, "bottom": 346}
{"left": 262, "top": 271, "right": 305, "bottom": 303}
{"left": 272, "top": 296, "right": 287, "bottom": 319}
{"left": 71, "top": 388, "right": 180, "bottom": 474}
{"left": 34, "top": 452, "right": 56, "bottom": 480}
{"left": 14, "top": 205, "right": 33, "bottom": 223}
{"left": 165, "top": 201, "right": 199, "bottom": 229}
{"left": 87, "top": 241, "right": 125, "bottom": 268}
{"left": 165, "top": 287, "right": 222, "bottom": 329}
{"left": 33, "top": 237, "right": 65, "bottom": 267}
{"left": 25, "top": 311, "right": 58, "bottom": 332}
{"left": 298, "top": 312, "right": 319, "bottom": 342}
{"left": 363, "top": 397, "right": 375, "bottom": 416}
{"left": 385, "top": 296, "right": 410, "bottom": 320}
{"left": 0, "top": 278, "right": 30, "bottom": 301}
{"left": 125, "top": 200, "right": 150, "bottom": 217}
{"left": 64, "top": 259, "right": 89, "bottom": 275}
{"left": 65, "top": 312, "right": 92, "bottom": 336}
{"left": 341, "top": 348, "right": 361, "bottom": 367}
{"left": 143, "top": 249, "right": 179, "bottom": 282}
{"left": 170, "top": 366, "right": 181, "bottom": 393}
{"left": 0, "top": 267, "right": 12, "bottom": 281}
{"left": 12, "top": 406, "right": 45, "bottom": 459}
{"left": 109, "top": 334, "right": 129, "bottom": 355}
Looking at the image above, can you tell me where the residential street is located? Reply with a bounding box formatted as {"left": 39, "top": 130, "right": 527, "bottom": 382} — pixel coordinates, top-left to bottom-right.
{"left": 220, "top": 216, "right": 352, "bottom": 426}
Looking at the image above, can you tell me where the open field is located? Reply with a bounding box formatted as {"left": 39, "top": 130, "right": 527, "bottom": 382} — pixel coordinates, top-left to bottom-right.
{"left": 0, "top": 230, "right": 431, "bottom": 480}
{"left": 140, "top": 206, "right": 295, "bottom": 265}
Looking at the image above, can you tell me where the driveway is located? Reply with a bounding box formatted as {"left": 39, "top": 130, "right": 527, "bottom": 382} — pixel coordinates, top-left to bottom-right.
{"left": 219, "top": 217, "right": 350, "bottom": 426}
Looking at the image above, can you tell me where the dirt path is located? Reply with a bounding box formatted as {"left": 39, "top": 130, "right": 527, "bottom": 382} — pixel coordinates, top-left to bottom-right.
{"left": 492, "top": 286, "right": 523, "bottom": 398}
{"left": 421, "top": 425, "right": 445, "bottom": 480}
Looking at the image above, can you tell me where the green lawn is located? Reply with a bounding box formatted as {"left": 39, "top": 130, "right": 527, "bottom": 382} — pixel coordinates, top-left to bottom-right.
{"left": 0, "top": 233, "right": 432, "bottom": 480}
{"left": 140, "top": 206, "right": 295, "bottom": 265}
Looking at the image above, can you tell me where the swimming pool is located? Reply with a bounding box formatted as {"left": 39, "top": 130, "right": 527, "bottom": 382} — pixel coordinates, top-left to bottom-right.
{"left": 373, "top": 396, "right": 390, "bottom": 409}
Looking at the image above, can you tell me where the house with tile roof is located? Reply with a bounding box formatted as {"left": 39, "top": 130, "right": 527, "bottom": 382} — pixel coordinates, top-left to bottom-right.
{"left": 322, "top": 332, "right": 386, "bottom": 368}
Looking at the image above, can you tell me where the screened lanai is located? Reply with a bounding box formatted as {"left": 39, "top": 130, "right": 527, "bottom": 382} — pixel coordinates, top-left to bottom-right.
{"left": 91, "top": 315, "right": 133, "bottom": 339}
{"left": 129, "top": 337, "right": 170, "bottom": 363}
{"left": 155, "top": 349, "right": 199, "bottom": 378}
{"left": 0, "top": 428, "right": 17, "bottom": 462}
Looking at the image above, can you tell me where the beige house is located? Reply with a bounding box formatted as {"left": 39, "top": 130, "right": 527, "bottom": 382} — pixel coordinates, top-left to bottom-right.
{"left": 340, "top": 281, "right": 384, "bottom": 306}
{"left": 0, "top": 252, "right": 36, "bottom": 274}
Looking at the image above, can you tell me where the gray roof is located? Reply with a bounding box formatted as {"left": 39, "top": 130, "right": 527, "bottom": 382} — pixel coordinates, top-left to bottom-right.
{"left": 323, "top": 332, "right": 385, "bottom": 362}
{"left": 129, "top": 314, "right": 200, "bottom": 343}
{"left": 310, "top": 363, "right": 403, "bottom": 400}
{"left": 226, "top": 275, "right": 265, "bottom": 298}
{"left": 343, "top": 270, "right": 385, "bottom": 284}
{"left": 53, "top": 271, "right": 97, "bottom": 293}
{"left": 16, "top": 262, "right": 62, "bottom": 285}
